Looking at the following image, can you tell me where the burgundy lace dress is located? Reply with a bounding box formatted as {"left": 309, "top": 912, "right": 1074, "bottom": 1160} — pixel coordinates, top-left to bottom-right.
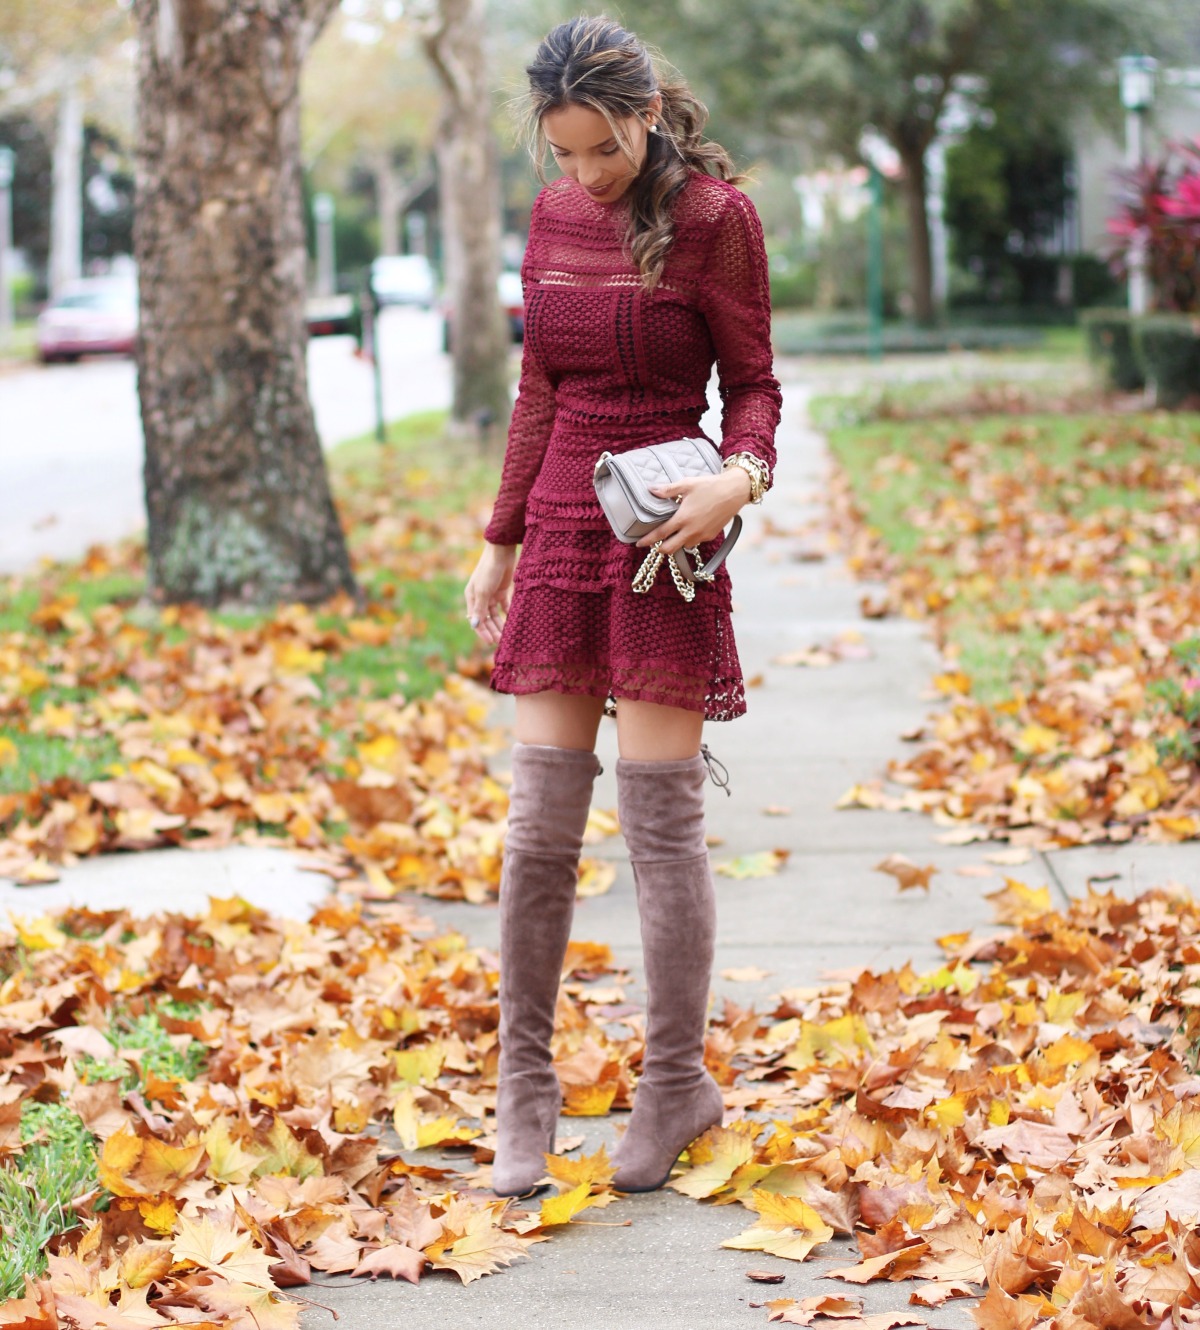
{"left": 484, "top": 170, "right": 781, "bottom": 721}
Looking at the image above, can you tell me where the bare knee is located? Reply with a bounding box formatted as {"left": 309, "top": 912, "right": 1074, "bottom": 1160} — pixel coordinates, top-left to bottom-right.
{"left": 615, "top": 699, "right": 704, "bottom": 761}
{"left": 514, "top": 692, "right": 605, "bottom": 751}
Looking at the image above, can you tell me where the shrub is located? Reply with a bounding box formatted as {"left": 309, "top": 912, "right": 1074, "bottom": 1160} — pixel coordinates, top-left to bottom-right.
{"left": 1081, "top": 308, "right": 1144, "bottom": 391}
{"left": 1134, "top": 314, "right": 1200, "bottom": 408}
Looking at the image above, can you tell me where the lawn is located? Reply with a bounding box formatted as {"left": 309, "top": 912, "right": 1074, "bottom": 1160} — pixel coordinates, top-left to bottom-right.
{"left": 0, "top": 412, "right": 509, "bottom": 895}
{"left": 820, "top": 395, "right": 1200, "bottom": 845}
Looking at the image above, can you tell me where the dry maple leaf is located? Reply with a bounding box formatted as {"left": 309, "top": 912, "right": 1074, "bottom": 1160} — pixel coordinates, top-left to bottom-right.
{"left": 170, "top": 1214, "right": 279, "bottom": 1290}
{"left": 873, "top": 854, "right": 936, "bottom": 892}
{"left": 714, "top": 850, "right": 790, "bottom": 879}
{"left": 188, "top": 1278, "right": 301, "bottom": 1330}
{"left": 424, "top": 1205, "right": 529, "bottom": 1284}
{"left": 350, "top": 1244, "right": 425, "bottom": 1284}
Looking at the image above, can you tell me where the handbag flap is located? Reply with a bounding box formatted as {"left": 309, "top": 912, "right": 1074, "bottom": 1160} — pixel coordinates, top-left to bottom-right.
{"left": 604, "top": 438, "right": 719, "bottom": 520}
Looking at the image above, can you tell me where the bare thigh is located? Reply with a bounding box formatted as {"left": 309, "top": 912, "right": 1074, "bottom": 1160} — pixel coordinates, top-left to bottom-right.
{"left": 514, "top": 692, "right": 606, "bottom": 751}
{"left": 615, "top": 698, "right": 704, "bottom": 761}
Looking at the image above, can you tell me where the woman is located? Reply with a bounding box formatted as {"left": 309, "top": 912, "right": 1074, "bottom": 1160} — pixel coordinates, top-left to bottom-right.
{"left": 464, "top": 15, "right": 780, "bottom": 1197}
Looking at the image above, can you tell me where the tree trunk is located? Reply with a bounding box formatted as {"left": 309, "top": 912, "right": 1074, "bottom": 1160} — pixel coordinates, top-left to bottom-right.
{"left": 897, "top": 142, "right": 935, "bottom": 327}
{"left": 49, "top": 79, "right": 83, "bottom": 295}
{"left": 374, "top": 147, "right": 402, "bottom": 256}
{"left": 421, "top": 0, "right": 510, "bottom": 439}
{"left": 133, "top": 0, "right": 355, "bottom": 606}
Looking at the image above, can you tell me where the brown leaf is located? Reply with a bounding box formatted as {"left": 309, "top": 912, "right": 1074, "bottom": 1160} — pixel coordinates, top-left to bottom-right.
{"left": 351, "top": 1244, "right": 425, "bottom": 1284}
{"left": 874, "top": 854, "right": 936, "bottom": 892}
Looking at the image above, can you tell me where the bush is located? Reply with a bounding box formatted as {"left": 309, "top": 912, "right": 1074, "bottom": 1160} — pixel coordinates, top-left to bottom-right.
{"left": 1081, "top": 308, "right": 1144, "bottom": 391}
{"left": 1134, "top": 314, "right": 1200, "bottom": 408}
{"left": 1070, "top": 255, "right": 1122, "bottom": 310}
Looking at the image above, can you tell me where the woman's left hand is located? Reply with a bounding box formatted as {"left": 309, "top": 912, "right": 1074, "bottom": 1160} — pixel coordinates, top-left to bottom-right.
{"left": 639, "top": 468, "right": 752, "bottom": 556}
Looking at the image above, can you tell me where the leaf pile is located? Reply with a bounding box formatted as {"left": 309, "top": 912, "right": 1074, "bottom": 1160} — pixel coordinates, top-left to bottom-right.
{"left": 0, "top": 439, "right": 555, "bottom": 900}
{"left": 10, "top": 875, "right": 1200, "bottom": 1322}
{"left": 827, "top": 412, "right": 1200, "bottom": 847}
{"left": 0, "top": 895, "right": 639, "bottom": 1317}
{"left": 672, "top": 879, "right": 1200, "bottom": 1327}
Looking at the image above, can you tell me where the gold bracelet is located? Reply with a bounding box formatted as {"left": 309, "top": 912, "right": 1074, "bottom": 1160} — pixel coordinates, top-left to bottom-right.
{"left": 722, "top": 452, "right": 769, "bottom": 504}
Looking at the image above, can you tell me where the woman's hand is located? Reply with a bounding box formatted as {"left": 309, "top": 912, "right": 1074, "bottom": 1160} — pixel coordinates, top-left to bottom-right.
{"left": 464, "top": 543, "right": 517, "bottom": 645}
{"left": 638, "top": 468, "right": 752, "bottom": 556}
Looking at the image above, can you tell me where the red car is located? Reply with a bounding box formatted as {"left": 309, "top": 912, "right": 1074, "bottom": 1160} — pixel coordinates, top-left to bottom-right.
{"left": 37, "top": 278, "right": 138, "bottom": 363}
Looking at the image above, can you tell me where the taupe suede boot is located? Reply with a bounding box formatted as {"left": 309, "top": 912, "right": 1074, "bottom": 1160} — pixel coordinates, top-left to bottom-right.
{"left": 493, "top": 741, "right": 601, "bottom": 1197}
{"left": 612, "top": 754, "right": 724, "bottom": 1192}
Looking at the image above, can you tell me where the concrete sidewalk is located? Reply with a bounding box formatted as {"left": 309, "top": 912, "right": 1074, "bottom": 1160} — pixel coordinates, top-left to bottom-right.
{"left": 3, "top": 375, "right": 1195, "bottom": 1329}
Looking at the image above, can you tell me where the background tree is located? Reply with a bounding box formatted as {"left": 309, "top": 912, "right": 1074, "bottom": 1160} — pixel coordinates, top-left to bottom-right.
{"left": 302, "top": 6, "right": 438, "bottom": 259}
{"left": 133, "top": 0, "right": 355, "bottom": 606}
{"left": 418, "top": 0, "right": 510, "bottom": 438}
{"left": 636, "top": 0, "right": 1185, "bottom": 325}
{"left": 0, "top": 0, "right": 132, "bottom": 292}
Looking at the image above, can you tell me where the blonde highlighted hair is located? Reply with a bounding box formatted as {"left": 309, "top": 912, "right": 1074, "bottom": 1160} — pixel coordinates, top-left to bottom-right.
{"left": 518, "top": 15, "right": 742, "bottom": 290}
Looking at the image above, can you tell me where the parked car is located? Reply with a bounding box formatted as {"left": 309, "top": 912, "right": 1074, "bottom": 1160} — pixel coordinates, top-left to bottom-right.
{"left": 305, "top": 294, "right": 356, "bottom": 338}
{"left": 369, "top": 254, "right": 436, "bottom": 308}
{"left": 37, "top": 278, "right": 138, "bottom": 363}
{"left": 442, "top": 271, "right": 525, "bottom": 352}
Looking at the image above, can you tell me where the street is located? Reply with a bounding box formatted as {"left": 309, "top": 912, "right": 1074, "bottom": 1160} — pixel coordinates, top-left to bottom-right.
{"left": 0, "top": 306, "right": 454, "bottom": 572}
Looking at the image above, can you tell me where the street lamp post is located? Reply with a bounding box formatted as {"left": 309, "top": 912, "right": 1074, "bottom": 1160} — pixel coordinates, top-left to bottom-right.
{"left": 0, "top": 146, "right": 15, "bottom": 350}
{"left": 313, "top": 192, "right": 336, "bottom": 298}
{"left": 1118, "top": 54, "right": 1158, "bottom": 316}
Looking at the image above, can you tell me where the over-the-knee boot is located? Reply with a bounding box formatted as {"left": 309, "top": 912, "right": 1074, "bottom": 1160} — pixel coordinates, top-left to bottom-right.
{"left": 612, "top": 754, "right": 724, "bottom": 1192}
{"left": 493, "top": 741, "right": 601, "bottom": 1197}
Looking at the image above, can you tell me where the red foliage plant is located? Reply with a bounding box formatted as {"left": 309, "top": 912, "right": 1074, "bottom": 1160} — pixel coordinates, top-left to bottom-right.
{"left": 1106, "top": 135, "right": 1200, "bottom": 312}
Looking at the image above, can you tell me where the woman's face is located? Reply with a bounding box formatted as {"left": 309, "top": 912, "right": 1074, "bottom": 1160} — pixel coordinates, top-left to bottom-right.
{"left": 541, "top": 99, "right": 659, "bottom": 205}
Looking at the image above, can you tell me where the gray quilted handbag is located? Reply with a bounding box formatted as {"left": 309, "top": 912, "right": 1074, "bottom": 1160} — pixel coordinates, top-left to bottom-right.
{"left": 593, "top": 438, "right": 742, "bottom": 600}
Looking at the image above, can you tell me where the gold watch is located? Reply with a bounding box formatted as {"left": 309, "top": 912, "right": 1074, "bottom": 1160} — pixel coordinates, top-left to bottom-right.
{"left": 722, "top": 452, "right": 769, "bottom": 504}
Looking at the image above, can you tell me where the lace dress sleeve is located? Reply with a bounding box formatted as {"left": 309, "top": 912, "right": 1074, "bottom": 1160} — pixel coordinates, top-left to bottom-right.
{"left": 698, "top": 190, "right": 782, "bottom": 485}
{"left": 483, "top": 205, "right": 557, "bottom": 546}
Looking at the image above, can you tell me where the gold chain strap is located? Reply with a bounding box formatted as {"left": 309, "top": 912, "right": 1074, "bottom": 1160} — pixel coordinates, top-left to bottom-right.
{"left": 633, "top": 541, "right": 710, "bottom": 602}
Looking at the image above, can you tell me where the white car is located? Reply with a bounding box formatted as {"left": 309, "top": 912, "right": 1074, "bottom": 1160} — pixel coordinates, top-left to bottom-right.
{"left": 37, "top": 278, "right": 138, "bottom": 363}
{"left": 369, "top": 255, "right": 436, "bottom": 308}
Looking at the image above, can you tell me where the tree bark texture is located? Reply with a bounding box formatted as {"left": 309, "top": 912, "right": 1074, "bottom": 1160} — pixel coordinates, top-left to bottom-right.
{"left": 897, "top": 142, "right": 935, "bottom": 327}
{"left": 134, "top": 0, "right": 356, "bottom": 606}
{"left": 421, "top": 0, "right": 510, "bottom": 437}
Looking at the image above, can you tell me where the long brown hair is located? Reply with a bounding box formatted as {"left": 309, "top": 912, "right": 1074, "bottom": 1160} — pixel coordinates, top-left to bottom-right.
{"left": 519, "top": 15, "right": 742, "bottom": 290}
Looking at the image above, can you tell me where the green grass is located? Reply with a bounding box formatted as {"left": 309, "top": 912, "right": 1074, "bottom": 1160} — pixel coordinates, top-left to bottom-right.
{"left": 823, "top": 407, "right": 1200, "bottom": 703}
{"left": 0, "top": 1101, "right": 98, "bottom": 1300}
{"left": 0, "top": 409, "right": 498, "bottom": 799}
{"left": 77, "top": 1004, "right": 208, "bottom": 1094}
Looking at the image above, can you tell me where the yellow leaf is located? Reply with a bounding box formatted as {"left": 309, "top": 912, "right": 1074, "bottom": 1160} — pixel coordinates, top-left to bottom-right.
{"left": 0, "top": 737, "right": 19, "bottom": 766}
{"left": 251, "top": 792, "right": 293, "bottom": 824}
{"left": 253, "top": 1117, "right": 324, "bottom": 1180}
{"left": 138, "top": 1196, "right": 178, "bottom": 1235}
{"left": 171, "top": 1213, "right": 279, "bottom": 1289}
{"left": 118, "top": 1240, "right": 173, "bottom": 1290}
{"left": 12, "top": 914, "right": 67, "bottom": 952}
{"left": 722, "top": 1222, "right": 830, "bottom": 1262}
{"left": 749, "top": 1191, "right": 832, "bottom": 1235}
{"left": 425, "top": 1206, "right": 529, "bottom": 1284}
{"left": 204, "top": 1117, "right": 265, "bottom": 1186}
{"left": 561, "top": 1082, "right": 618, "bottom": 1116}
{"left": 98, "top": 1129, "right": 145, "bottom": 1198}
{"left": 669, "top": 1124, "right": 757, "bottom": 1199}
{"left": 985, "top": 879, "right": 1052, "bottom": 924}
{"left": 391, "top": 1043, "right": 445, "bottom": 1087}
{"left": 575, "top": 858, "right": 616, "bottom": 898}
{"left": 1018, "top": 723, "right": 1060, "bottom": 755}
{"left": 545, "top": 1146, "right": 614, "bottom": 1191}
{"left": 928, "top": 1093, "right": 967, "bottom": 1132}
{"left": 538, "top": 1182, "right": 595, "bottom": 1227}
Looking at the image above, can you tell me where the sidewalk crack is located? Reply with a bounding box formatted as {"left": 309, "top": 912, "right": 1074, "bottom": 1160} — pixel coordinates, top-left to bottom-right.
{"left": 1039, "top": 850, "right": 1072, "bottom": 906}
